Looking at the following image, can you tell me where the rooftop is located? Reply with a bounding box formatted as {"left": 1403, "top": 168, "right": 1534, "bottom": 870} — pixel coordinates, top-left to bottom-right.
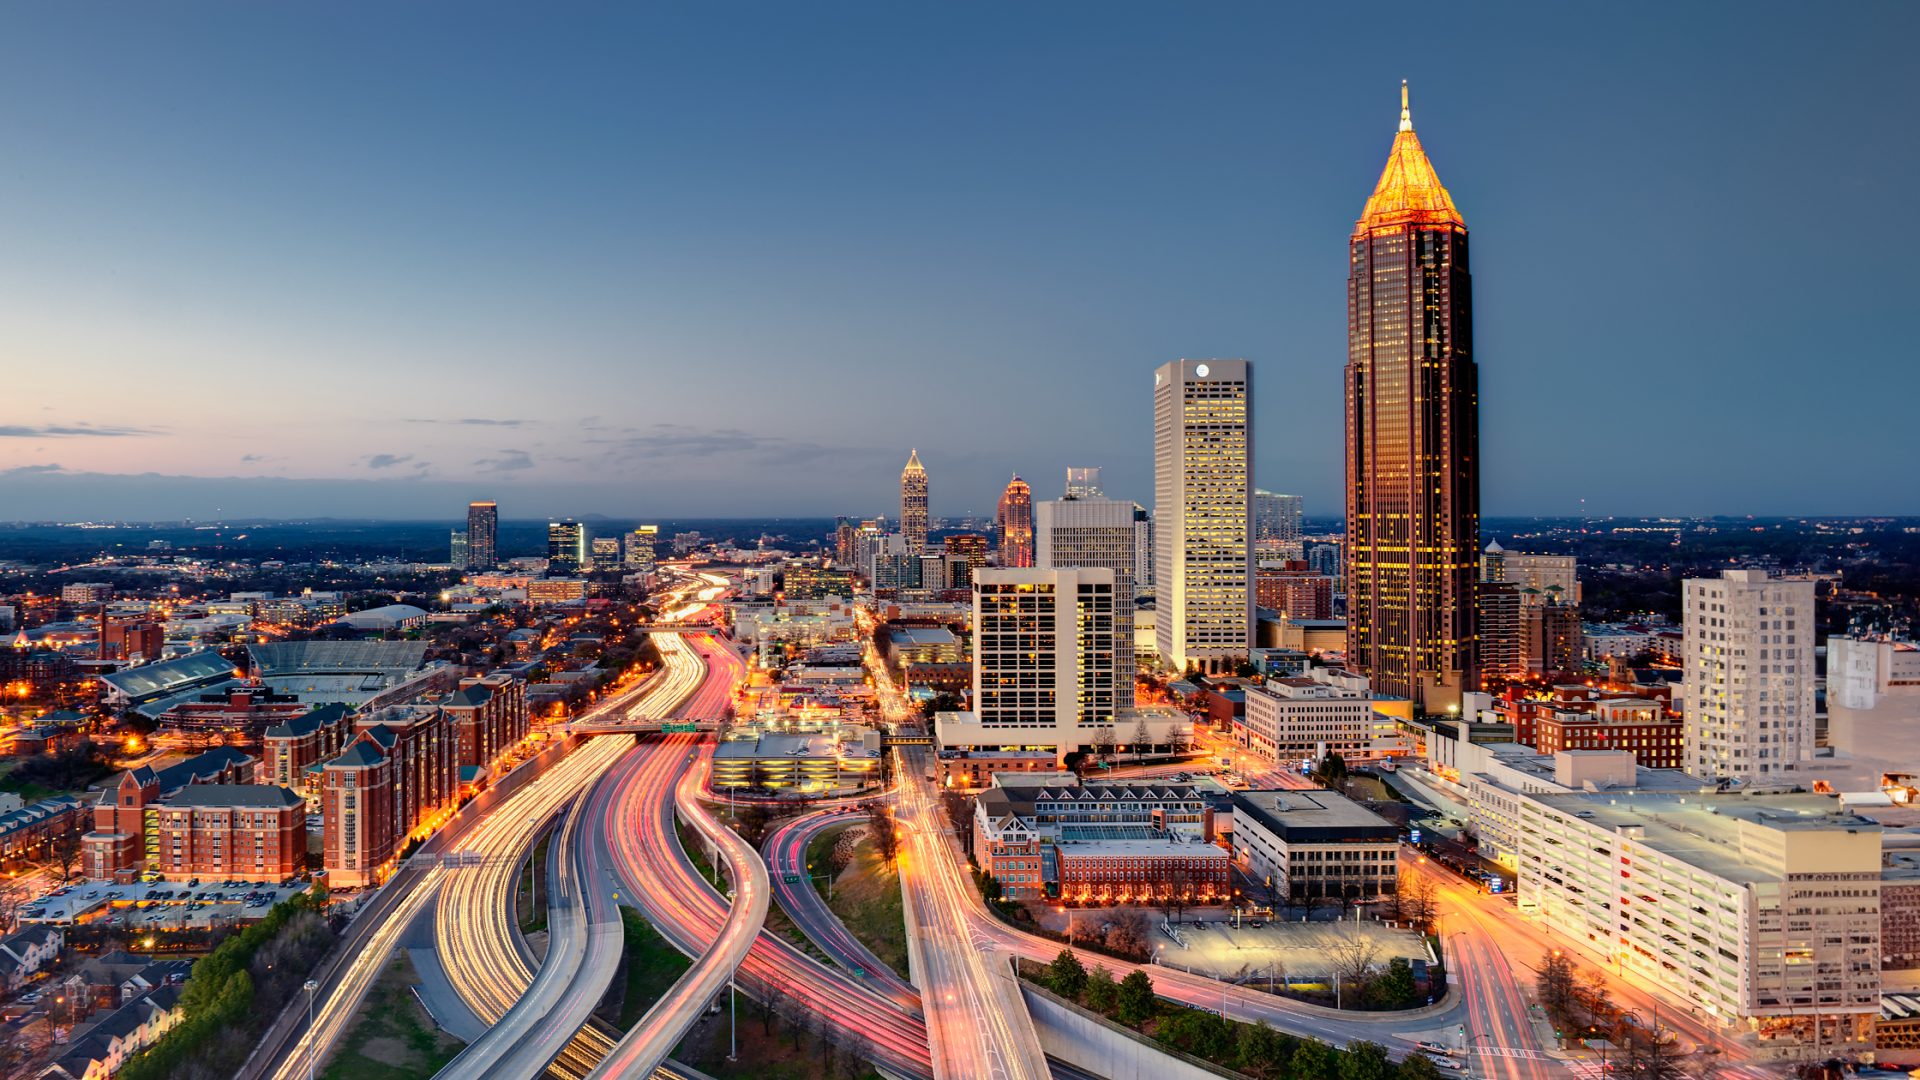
{"left": 1231, "top": 788, "right": 1397, "bottom": 842}
{"left": 1529, "top": 791, "right": 1883, "bottom": 883}
{"left": 163, "top": 784, "right": 303, "bottom": 809}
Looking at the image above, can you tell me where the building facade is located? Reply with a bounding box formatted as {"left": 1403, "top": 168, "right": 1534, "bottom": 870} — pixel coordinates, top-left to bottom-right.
{"left": 151, "top": 785, "right": 305, "bottom": 882}
{"left": 466, "top": 501, "right": 498, "bottom": 569}
{"left": 1153, "top": 357, "right": 1253, "bottom": 675}
{"left": 1237, "top": 671, "right": 1410, "bottom": 762}
{"left": 1231, "top": 789, "right": 1399, "bottom": 901}
{"left": 1682, "top": 570, "right": 1816, "bottom": 782}
{"left": 1252, "top": 491, "right": 1303, "bottom": 545}
{"left": 1344, "top": 84, "right": 1478, "bottom": 714}
{"left": 1036, "top": 496, "right": 1138, "bottom": 707}
{"left": 1064, "top": 467, "right": 1103, "bottom": 500}
{"left": 547, "top": 520, "right": 587, "bottom": 574}
{"left": 900, "top": 449, "right": 929, "bottom": 555}
{"left": 996, "top": 475, "right": 1034, "bottom": 569}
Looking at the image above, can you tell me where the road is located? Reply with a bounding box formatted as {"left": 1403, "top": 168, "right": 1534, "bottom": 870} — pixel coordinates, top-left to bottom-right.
{"left": 761, "top": 809, "right": 921, "bottom": 1013}
{"left": 891, "top": 744, "right": 1054, "bottom": 1080}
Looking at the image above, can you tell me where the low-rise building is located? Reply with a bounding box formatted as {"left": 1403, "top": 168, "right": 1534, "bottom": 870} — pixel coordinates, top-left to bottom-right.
{"left": 1230, "top": 788, "right": 1398, "bottom": 902}
{"left": 42, "top": 985, "right": 183, "bottom": 1080}
{"left": 1236, "top": 669, "right": 1413, "bottom": 763}
{"left": 972, "top": 775, "right": 1231, "bottom": 904}
{"left": 710, "top": 728, "right": 882, "bottom": 795}
{"left": 0, "top": 924, "right": 62, "bottom": 990}
{"left": 152, "top": 785, "right": 306, "bottom": 882}
{"left": 82, "top": 749, "right": 256, "bottom": 881}
{"left": 1532, "top": 700, "right": 1683, "bottom": 769}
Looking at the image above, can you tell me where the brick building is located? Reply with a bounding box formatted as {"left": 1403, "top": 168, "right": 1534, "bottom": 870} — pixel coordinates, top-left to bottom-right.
{"left": 972, "top": 775, "right": 1231, "bottom": 903}
{"left": 321, "top": 740, "right": 394, "bottom": 888}
{"left": 440, "top": 673, "right": 527, "bottom": 786}
{"left": 152, "top": 785, "right": 306, "bottom": 882}
{"left": 82, "top": 749, "right": 256, "bottom": 881}
{"left": 261, "top": 703, "right": 357, "bottom": 803}
{"left": 1532, "top": 702, "right": 1684, "bottom": 770}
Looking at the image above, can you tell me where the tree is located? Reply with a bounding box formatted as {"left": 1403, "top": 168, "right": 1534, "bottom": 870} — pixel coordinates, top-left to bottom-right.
{"left": 1233, "top": 1019, "right": 1287, "bottom": 1077}
{"left": 1576, "top": 967, "right": 1617, "bottom": 1031}
{"left": 1047, "top": 948, "right": 1087, "bottom": 1000}
{"left": 1287, "top": 1039, "right": 1334, "bottom": 1080}
{"left": 0, "top": 880, "right": 27, "bottom": 936}
{"left": 1329, "top": 927, "right": 1380, "bottom": 985}
{"left": 1619, "top": 1028, "right": 1687, "bottom": 1080}
{"left": 754, "top": 976, "right": 789, "bottom": 1035}
{"left": 1093, "top": 727, "right": 1117, "bottom": 766}
{"left": 50, "top": 826, "right": 85, "bottom": 884}
{"left": 1132, "top": 717, "right": 1153, "bottom": 758}
{"left": 1535, "top": 950, "right": 1579, "bottom": 1027}
{"left": 735, "top": 803, "right": 773, "bottom": 846}
{"left": 863, "top": 799, "right": 899, "bottom": 867}
{"left": 1337, "top": 1040, "right": 1394, "bottom": 1080}
{"left": 1312, "top": 751, "right": 1348, "bottom": 788}
{"left": 1371, "top": 957, "right": 1417, "bottom": 1009}
{"left": 1398, "top": 1053, "right": 1446, "bottom": 1080}
{"left": 837, "top": 1031, "right": 874, "bottom": 1080}
{"left": 1083, "top": 965, "right": 1118, "bottom": 1013}
{"left": 1395, "top": 870, "right": 1437, "bottom": 927}
{"left": 1168, "top": 725, "right": 1193, "bottom": 757}
{"left": 1116, "top": 969, "right": 1157, "bottom": 1026}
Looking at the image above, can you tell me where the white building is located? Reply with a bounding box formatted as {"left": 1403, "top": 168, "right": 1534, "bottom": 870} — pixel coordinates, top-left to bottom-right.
{"left": 936, "top": 567, "right": 1186, "bottom": 764}
{"left": 1064, "top": 467, "right": 1104, "bottom": 500}
{"left": 1252, "top": 491, "right": 1303, "bottom": 545}
{"left": 1236, "top": 668, "right": 1410, "bottom": 763}
{"left": 1036, "top": 497, "right": 1138, "bottom": 707}
{"left": 1514, "top": 791, "right": 1881, "bottom": 1056}
{"left": 1682, "top": 570, "right": 1815, "bottom": 783}
{"left": 1153, "top": 358, "right": 1253, "bottom": 675}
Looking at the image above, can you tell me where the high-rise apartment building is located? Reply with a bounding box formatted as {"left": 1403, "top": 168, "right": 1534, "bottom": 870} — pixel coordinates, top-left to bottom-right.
{"left": 1253, "top": 562, "right": 1333, "bottom": 620}
{"left": 1252, "top": 491, "right": 1303, "bottom": 545}
{"left": 973, "top": 567, "right": 1118, "bottom": 740}
{"left": 1153, "top": 358, "right": 1252, "bottom": 675}
{"left": 1036, "top": 497, "right": 1137, "bottom": 707}
{"left": 997, "top": 474, "right": 1034, "bottom": 568}
{"left": 547, "top": 520, "right": 586, "bottom": 573}
{"left": 1522, "top": 599, "right": 1583, "bottom": 676}
{"left": 1344, "top": 84, "right": 1479, "bottom": 713}
{"left": 900, "top": 450, "right": 929, "bottom": 554}
{"left": 1683, "top": 570, "right": 1816, "bottom": 782}
{"left": 625, "top": 525, "right": 658, "bottom": 572}
{"left": 466, "top": 501, "right": 499, "bottom": 568}
{"left": 449, "top": 530, "right": 469, "bottom": 568}
{"left": 1065, "top": 467, "right": 1104, "bottom": 500}
{"left": 1476, "top": 580, "right": 1523, "bottom": 684}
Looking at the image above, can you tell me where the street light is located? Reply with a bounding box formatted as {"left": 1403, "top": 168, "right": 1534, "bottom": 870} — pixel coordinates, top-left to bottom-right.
{"left": 303, "top": 979, "right": 321, "bottom": 1080}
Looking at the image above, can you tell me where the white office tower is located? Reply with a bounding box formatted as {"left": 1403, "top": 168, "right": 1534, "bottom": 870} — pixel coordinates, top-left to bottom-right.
{"left": 1153, "top": 358, "right": 1253, "bottom": 675}
{"left": 1036, "top": 497, "right": 1137, "bottom": 707}
{"left": 974, "top": 566, "right": 1120, "bottom": 739}
{"left": 1252, "top": 490, "right": 1303, "bottom": 544}
{"left": 1064, "top": 467, "right": 1104, "bottom": 500}
{"left": 1683, "top": 569, "right": 1816, "bottom": 783}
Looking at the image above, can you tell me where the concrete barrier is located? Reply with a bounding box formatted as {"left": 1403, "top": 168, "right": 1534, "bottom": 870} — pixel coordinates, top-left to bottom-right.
{"left": 1019, "top": 979, "right": 1246, "bottom": 1080}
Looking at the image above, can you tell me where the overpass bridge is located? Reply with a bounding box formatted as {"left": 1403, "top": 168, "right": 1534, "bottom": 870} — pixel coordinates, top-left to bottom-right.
{"left": 566, "top": 717, "right": 726, "bottom": 737}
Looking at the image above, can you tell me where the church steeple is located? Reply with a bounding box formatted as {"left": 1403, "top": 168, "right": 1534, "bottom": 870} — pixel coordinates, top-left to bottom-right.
{"left": 1356, "top": 81, "right": 1463, "bottom": 236}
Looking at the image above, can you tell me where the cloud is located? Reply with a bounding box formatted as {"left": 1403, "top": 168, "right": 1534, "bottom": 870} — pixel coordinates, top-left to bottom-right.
{"left": 474, "top": 449, "right": 535, "bottom": 472}
{"left": 589, "top": 425, "right": 840, "bottom": 468}
{"left": 0, "top": 424, "right": 159, "bottom": 438}
{"left": 405, "top": 417, "right": 527, "bottom": 427}
{"left": 0, "top": 463, "right": 65, "bottom": 475}
{"left": 364, "top": 453, "right": 415, "bottom": 470}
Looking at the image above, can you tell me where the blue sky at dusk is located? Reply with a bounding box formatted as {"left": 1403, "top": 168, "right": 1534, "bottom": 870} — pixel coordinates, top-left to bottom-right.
{"left": 0, "top": 3, "right": 1913, "bottom": 521}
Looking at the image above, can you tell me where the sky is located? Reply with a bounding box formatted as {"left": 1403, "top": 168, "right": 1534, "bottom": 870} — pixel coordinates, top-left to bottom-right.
{"left": 0, "top": 3, "right": 1914, "bottom": 522}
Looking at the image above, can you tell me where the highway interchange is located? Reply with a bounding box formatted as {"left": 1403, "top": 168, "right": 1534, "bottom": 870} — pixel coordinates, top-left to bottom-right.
{"left": 261, "top": 569, "right": 1779, "bottom": 1080}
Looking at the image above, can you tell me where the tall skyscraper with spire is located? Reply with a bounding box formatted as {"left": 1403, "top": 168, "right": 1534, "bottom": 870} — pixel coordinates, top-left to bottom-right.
{"left": 900, "top": 449, "right": 929, "bottom": 554}
{"left": 1345, "top": 83, "right": 1480, "bottom": 713}
{"left": 996, "top": 475, "right": 1034, "bottom": 568}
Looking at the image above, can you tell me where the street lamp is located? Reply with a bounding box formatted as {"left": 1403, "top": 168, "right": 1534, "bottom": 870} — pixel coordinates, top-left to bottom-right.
{"left": 303, "top": 979, "right": 321, "bottom": 1080}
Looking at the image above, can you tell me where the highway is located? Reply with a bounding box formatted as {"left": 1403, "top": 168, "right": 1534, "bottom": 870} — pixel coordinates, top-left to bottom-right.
{"left": 599, "top": 635, "right": 938, "bottom": 1078}
{"left": 892, "top": 744, "right": 1054, "bottom": 1080}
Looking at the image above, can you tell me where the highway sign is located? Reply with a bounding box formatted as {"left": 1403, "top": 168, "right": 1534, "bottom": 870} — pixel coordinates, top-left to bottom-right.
{"left": 662, "top": 721, "right": 699, "bottom": 733}
{"left": 783, "top": 873, "right": 801, "bottom": 884}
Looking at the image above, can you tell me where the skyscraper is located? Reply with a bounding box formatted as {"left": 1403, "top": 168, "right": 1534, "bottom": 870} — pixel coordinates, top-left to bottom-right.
{"left": 1345, "top": 83, "right": 1479, "bottom": 713}
{"left": 943, "top": 533, "right": 989, "bottom": 589}
{"left": 1064, "top": 467, "right": 1104, "bottom": 500}
{"left": 1682, "top": 570, "right": 1815, "bottom": 783}
{"left": 465, "top": 501, "right": 498, "bottom": 569}
{"left": 449, "top": 530, "right": 469, "bottom": 568}
{"left": 996, "top": 474, "right": 1034, "bottom": 568}
{"left": 1154, "top": 358, "right": 1252, "bottom": 675}
{"left": 626, "top": 525, "right": 659, "bottom": 572}
{"left": 547, "top": 520, "right": 586, "bottom": 574}
{"left": 1036, "top": 497, "right": 1137, "bottom": 707}
{"left": 900, "top": 450, "right": 929, "bottom": 554}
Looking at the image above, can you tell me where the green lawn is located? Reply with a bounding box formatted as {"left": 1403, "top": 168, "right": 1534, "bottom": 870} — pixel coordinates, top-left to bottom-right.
{"left": 517, "top": 834, "right": 551, "bottom": 935}
{"left": 616, "top": 908, "right": 693, "bottom": 1029}
{"left": 823, "top": 834, "right": 910, "bottom": 980}
{"left": 320, "top": 954, "right": 465, "bottom": 1080}
{"left": 673, "top": 1000, "right": 883, "bottom": 1080}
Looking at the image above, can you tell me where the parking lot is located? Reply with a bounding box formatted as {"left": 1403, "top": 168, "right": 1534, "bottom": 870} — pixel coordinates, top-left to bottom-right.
{"left": 21, "top": 879, "right": 310, "bottom": 929}
{"left": 1150, "top": 916, "right": 1431, "bottom": 988}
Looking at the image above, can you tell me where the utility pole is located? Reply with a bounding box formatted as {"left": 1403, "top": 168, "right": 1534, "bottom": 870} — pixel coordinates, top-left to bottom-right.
{"left": 303, "top": 979, "right": 320, "bottom": 1080}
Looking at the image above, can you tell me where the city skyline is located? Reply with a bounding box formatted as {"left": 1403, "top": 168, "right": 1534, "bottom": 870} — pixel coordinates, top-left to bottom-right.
{"left": 1, "top": 5, "right": 1916, "bottom": 521}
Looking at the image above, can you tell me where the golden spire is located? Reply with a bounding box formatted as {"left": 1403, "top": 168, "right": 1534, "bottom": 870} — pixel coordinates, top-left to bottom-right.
{"left": 904, "top": 448, "right": 924, "bottom": 473}
{"left": 1356, "top": 80, "right": 1461, "bottom": 236}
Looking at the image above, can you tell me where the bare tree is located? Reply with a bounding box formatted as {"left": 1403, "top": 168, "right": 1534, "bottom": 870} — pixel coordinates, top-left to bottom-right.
{"left": 1329, "top": 926, "right": 1380, "bottom": 984}
{"left": 1131, "top": 718, "right": 1153, "bottom": 759}
{"left": 1167, "top": 725, "right": 1193, "bottom": 757}
{"left": 754, "top": 976, "right": 789, "bottom": 1036}
{"left": 50, "top": 827, "right": 85, "bottom": 884}
{"left": 1092, "top": 727, "right": 1117, "bottom": 767}
{"left": 0, "top": 880, "right": 27, "bottom": 936}
{"left": 838, "top": 1031, "right": 875, "bottom": 1080}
